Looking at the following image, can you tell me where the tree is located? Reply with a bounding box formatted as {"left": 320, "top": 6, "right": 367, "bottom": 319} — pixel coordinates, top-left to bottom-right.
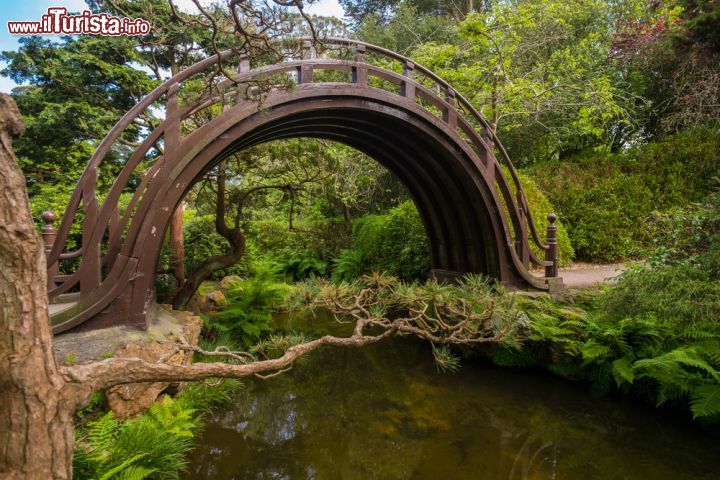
{"left": 406, "top": 0, "right": 643, "bottom": 163}
{"left": 611, "top": 0, "right": 720, "bottom": 135}
{"left": 341, "top": 0, "right": 484, "bottom": 28}
{"left": 0, "top": 35, "right": 156, "bottom": 191}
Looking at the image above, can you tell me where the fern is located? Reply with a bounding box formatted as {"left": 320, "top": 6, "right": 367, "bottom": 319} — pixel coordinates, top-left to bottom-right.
{"left": 208, "top": 274, "right": 289, "bottom": 346}
{"left": 331, "top": 249, "right": 365, "bottom": 282}
{"left": 579, "top": 339, "right": 613, "bottom": 365}
{"left": 117, "top": 465, "right": 158, "bottom": 480}
{"left": 97, "top": 453, "right": 154, "bottom": 480}
{"left": 85, "top": 412, "right": 120, "bottom": 461}
{"left": 612, "top": 356, "right": 635, "bottom": 386}
{"left": 690, "top": 384, "right": 720, "bottom": 419}
{"left": 147, "top": 396, "right": 198, "bottom": 438}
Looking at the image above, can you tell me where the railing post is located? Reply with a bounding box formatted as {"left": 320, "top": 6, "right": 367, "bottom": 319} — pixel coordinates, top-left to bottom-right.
{"left": 236, "top": 55, "right": 250, "bottom": 103}
{"left": 400, "top": 61, "right": 415, "bottom": 100}
{"left": 545, "top": 213, "right": 559, "bottom": 278}
{"left": 42, "top": 210, "right": 59, "bottom": 289}
{"left": 299, "top": 40, "right": 313, "bottom": 84}
{"left": 443, "top": 88, "right": 457, "bottom": 129}
{"left": 352, "top": 44, "right": 367, "bottom": 86}
{"left": 81, "top": 168, "right": 101, "bottom": 294}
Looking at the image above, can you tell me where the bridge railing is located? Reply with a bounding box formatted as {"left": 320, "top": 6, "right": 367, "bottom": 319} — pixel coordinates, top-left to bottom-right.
{"left": 45, "top": 37, "right": 557, "bottom": 301}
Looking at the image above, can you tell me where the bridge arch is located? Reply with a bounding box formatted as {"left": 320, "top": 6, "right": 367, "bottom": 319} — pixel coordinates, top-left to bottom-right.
{"left": 46, "top": 38, "right": 559, "bottom": 334}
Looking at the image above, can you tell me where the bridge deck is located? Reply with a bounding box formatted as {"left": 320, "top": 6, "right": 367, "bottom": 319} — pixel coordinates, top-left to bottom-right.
{"left": 49, "top": 302, "right": 76, "bottom": 316}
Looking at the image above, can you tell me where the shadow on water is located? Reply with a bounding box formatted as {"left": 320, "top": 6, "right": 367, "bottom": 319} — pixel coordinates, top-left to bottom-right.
{"left": 186, "top": 310, "right": 720, "bottom": 480}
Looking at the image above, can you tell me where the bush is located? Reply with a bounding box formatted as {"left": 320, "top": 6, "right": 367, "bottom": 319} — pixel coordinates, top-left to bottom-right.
{"left": 635, "top": 124, "right": 720, "bottom": 206}
{"left": 529, "top": 124, "right": 720, "bottom": 262}
{"left": 248, "top": 218, "right": 291, "bottom": 252}
{"left": 557, "top": 174, "right": 654, "bottom": 261}
{"left": 207, "top": 263, "right": 291, "bottom": 347}
{"left": 515, "top": 171, "right": 574, "bottom": 267}
{"left": 351, "top": 201, "right": 431, "bottom": 280}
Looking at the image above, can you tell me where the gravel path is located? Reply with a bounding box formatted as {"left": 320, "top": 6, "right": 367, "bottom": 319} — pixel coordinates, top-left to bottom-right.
{"left": 559, "top": 263, "right": 627, "bottom": 289}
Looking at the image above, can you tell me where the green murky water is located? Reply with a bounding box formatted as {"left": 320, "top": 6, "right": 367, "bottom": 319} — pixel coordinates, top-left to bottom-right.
{"left": 186, "top": 312, "right": 720, "bottom": 479}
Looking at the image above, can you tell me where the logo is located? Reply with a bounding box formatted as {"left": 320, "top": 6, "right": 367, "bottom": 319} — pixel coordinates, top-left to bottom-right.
{"left": 7, "top": 8, "right": 151, "bottom": 36}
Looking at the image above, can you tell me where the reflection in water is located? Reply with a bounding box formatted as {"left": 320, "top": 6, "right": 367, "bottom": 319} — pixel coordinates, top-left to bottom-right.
{"left": 186, "top": 312, "right": 720, "bottom": 479}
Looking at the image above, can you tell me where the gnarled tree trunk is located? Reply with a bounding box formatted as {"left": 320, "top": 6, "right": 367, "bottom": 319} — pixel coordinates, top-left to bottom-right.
{"left": 0, "top": 94, "right": 78, "bottom": 479}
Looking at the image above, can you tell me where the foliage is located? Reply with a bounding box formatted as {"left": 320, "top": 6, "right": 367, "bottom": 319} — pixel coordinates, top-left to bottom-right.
{"left": 494, "top": 190, "right": 720, "bottom": 421}
{"left": 492, "top": 293, "right": 720, "bottom": 421}
{"left": 409, "top": 0, "right": 638, "bottom": 163}
{"left": 354, "top": 2, "right": 456, "bottom": 52}
{"left": 513, "top": 171, "right": 574, "bottom": 266}
{"left": 276, "top": 249, "right": 328, "bottom": 281}
{"left": 181, "top": 212, "right": 250, "bottom": 280}
{"left": 296, "top": 273, "right": 528, "bottom": 359}
{"left": 73, "top": 381, "right": 239, "bottom": 479}
{"left": 611, "top": 0, "right": 720, "bottom": 135}
{"left": 330, "top": 249, "right": 365, "bottom": 283}
{"left": 1, "top": 36, "right": 156, "bottom": 191}
{"left": 529, "top": 125, "right": 720, "bottom": 261}
{"left": 206, "top": 263, "right": 292, "bottom": 347}
{"left": 351, "top": 201, "right": 431, "bottom": 280}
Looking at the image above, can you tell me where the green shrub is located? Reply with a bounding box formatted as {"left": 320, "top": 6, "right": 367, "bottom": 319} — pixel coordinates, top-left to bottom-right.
{"left": 558, "top": 174, "right": 654, "bottom": 261}
{"left": 529, "top": 124, "right": 720, "bottom": 262}
{"left": 352, "top": 201, "right": 431, "bottom": 280}
{"left": 207, "top": 262, "right": 291, "bottom": 347}
{"left": 248, "top": 218, "right": 291, "bottom": 252}
{"left": 515, "top": 172, "right": 574, "bottom": 267}
{"left": 635, "top": 124, "right": 720, "bottom": 206}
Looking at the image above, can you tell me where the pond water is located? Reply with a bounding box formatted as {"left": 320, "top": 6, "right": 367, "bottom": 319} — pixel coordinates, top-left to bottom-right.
{"left": 186, "top": 312, "right": 720, "bottom": 479}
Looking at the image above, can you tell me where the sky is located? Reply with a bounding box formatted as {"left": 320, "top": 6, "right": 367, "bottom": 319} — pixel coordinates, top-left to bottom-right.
{"left": 0, "top": 0, "right": 345, "bottom": 93}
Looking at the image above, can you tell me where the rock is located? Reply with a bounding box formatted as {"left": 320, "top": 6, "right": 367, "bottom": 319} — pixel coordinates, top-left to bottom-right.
{"left": 204, "top": 290, "right": 227, "bottom": 307}
{"left": 106, "top": 308, "right": 202, "bottom": 419}
{"left": 220, "top": 275, "right": 242, "bottom": 291}
{"left": 515, "top": 311, "right": 531, "bottom": 338}
{"left": 513, "top": 290, "right": 551, "bottom": 300}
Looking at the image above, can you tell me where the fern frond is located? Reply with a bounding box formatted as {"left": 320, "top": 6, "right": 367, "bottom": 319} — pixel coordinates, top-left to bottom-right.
{"left": 690, "top": 384, "right": 720, "bottom": 419}
{"left": 612, "top": 357, "right": 635, "bottom": 386}
{"left": 97, "top": 453, "right": 150, "bottom": 480}
{"left": 118, "top": 465, "right": 158, "bottom": 480}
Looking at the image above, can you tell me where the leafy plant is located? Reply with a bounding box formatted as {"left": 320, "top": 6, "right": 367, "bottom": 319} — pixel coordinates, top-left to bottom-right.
{"left": 73, "top": 382, "right": 240, "bottom": 479}
{"left": 351, "top": 201, "right": 431, "bottom": 280}
{"left": 207, "top": 264, "right": 291, "bottom": 347}
{"left": 278, "top": 249, "right": 327, "bottom": 281}
{"left": 330, "top": 249, "right": 365, "bottom": 282}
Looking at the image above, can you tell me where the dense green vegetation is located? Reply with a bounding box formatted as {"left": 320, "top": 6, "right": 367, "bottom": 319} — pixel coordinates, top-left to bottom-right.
{"left": 498, "top": 190, "right": 720, "bottom": 419}
{"left": 73, "top": 381, "right": 241, "bottom": 479}
{"left": 529, "top": 125, "right": 720, "bottom": 260}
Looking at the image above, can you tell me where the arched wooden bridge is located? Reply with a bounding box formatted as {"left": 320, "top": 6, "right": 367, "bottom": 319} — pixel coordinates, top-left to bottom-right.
{"left": 43, "top": 38, "right": 561, "bottom": 334}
